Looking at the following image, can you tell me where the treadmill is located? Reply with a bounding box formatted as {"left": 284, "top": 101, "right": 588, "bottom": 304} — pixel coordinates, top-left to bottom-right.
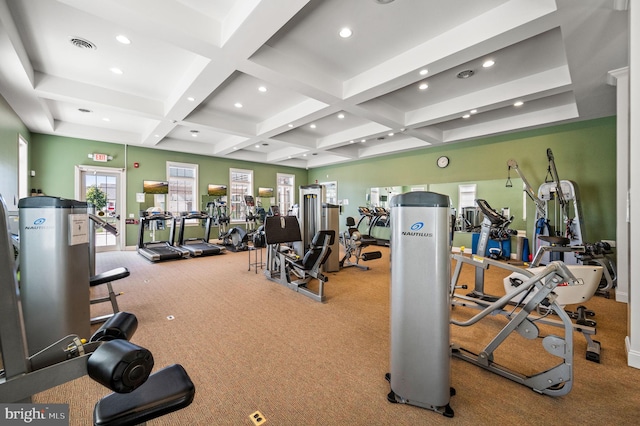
{"left": 137, "top": 211, "right": 190, "bottom": 262}
{"left": 177, "top": 212, "right": 226, "bottom": 257}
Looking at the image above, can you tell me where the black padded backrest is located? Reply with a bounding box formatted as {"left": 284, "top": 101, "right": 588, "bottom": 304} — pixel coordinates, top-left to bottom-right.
{"left": 264, "top": 215, "right": 302, "bottom": 244}
{"left": 345, "top": 216, "right": 356, "bottom": 227}
{"left": 475, "top": 199, "right": 506, "bottom": 225}
{"left": 310, "top": 230, "right": 335, "bottom": 246}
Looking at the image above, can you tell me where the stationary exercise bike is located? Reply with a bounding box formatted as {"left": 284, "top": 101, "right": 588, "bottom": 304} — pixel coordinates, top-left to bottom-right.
{"left": 339, "top": 216, "right": 382, "bottom": 270}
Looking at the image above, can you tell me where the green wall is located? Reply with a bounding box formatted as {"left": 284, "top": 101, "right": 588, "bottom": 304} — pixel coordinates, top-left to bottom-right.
{"left": 0, "top": 95, "right": 30, "bottom": 210}
{"left": 309, "top": 117, "right": 617, "bottom": 244}
{"left": 28, "top": 134, "right": 308, "bottom": 246}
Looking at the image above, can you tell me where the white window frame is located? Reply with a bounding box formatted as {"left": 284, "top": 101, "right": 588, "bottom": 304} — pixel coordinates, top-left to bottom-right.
{"left": 277, "top": 173, "right": 295, "bottom": 214}
{"left": 167, "top": 161, "right": 199, "bottom": 223}
{"left": 458, "top": 183, "right": 477, "bottom": 214}
{"left": 229, "top": 168, "right": 253, "bottom": 222}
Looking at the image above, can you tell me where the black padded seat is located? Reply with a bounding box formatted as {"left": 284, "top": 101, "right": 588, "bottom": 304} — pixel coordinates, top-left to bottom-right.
{"left": 91, "top": 267, "right": 130, "bottom": 287}
{"left": 93, "top": 364, "right": 195, "bottom": 426}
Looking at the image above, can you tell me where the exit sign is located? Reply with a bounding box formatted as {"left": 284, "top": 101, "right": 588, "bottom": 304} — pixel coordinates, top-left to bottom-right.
{"left": 93, "top": 153, "right": 108, "bottom": 162}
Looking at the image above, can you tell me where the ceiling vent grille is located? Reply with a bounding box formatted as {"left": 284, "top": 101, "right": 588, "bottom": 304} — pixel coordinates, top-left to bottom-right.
{"left": 69, "top": 37, "right": 96, "bottom": 50}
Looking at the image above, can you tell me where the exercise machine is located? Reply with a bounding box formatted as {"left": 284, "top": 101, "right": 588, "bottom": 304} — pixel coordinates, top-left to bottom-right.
{"left": 88, "top": 213, "right": 130, "bottom": 324}
{"left": 451, "top": 260, "right": 578, "bottom": 395}
{"left": 339, "top": 216, "right": 382, "bottom": 270}
{"left": 465, "top": 199, "right": 517, "bottom": 301}
{"left": 176, "top": 211, "right": 225, "bottom": 256}
{"left": 507, "top": 149, "right": 585, "bottom": 265}
{"left": 0, "top": 194, "right": 195, "bottom": 423}
{"left": 207, "top": 199, "right": 230, "bottom": 238}
{"left": 386, "top": 191, "right": 454, "bottom": 417}
{"left": 137, "top": 210, "right": 190, "bottom": 262}
{"left": 298, "top": 184, "right": 340, "bottom": 272}
{"left": 263, "top": 215, "right": 335, "bottom": 302}
{"left": 244, "top": 195, "right": 258, "bottom": 234}
{"left": 356, "top": 206, "right": 391, "bottom": 246}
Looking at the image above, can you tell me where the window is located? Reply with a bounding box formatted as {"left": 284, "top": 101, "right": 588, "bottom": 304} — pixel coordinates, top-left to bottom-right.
{"left": 277, "top": 173, "right": 295, "bottom": 214}
{"left": 167, "top": 162, "right": 198, "bottom": 216}
{"left": 229, "top": 168, "right": 253, "bottom": 221}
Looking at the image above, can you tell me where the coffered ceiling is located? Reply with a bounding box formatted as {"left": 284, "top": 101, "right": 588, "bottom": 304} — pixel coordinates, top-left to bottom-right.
{"left": 0, "top": 0, "right": 629, "bottom": 169}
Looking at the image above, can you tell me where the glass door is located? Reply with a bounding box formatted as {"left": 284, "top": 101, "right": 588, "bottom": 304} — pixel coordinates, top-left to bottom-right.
{"left": 77, "top": 167, "right": 123, "bottom": 252}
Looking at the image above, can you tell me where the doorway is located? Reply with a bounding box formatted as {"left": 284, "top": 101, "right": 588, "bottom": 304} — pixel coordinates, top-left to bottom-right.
{"left": 75, "top": 166, "right": 125, "bottom": 252}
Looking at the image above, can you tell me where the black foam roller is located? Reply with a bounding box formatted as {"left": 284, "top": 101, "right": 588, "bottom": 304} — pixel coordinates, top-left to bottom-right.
{"left": 88, "top": 339, "right": 154, "bottom": 393}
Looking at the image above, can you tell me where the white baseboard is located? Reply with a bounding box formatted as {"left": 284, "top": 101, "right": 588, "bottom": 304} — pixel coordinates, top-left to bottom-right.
{"left": 626, "top": 336, "right": 640, "bottom": 369}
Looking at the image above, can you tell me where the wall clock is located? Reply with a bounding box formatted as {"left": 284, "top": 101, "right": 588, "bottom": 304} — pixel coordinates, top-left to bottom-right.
{"left": 437, "top": 156, "right": 449, "bottom": 168}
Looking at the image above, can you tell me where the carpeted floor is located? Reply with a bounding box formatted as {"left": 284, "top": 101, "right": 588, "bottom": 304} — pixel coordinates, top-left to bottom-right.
{"left": 34, "top": 246, "right": 640, "bottom": 425}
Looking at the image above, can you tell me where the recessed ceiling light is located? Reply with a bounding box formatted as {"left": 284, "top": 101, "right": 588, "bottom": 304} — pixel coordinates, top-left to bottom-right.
{"left": 233, "top": 147, "right": 238, "bottom": 150}
{"left": 187, "top": 97, "right": 195, "bottom": 102}
{"left": 418, "top": 82, "right": 428, "bottom": 90}
{"left": 258, "top": 86, "right": 267, "bottom": 92}
{"left": 483, "top": 60, "right": 495, "bottom": 68}
{"left": 470, "top": 109, "right": 478, "bottom": 114}
{"left": 255, "top": 145, "right": 260, "bottom": 148}
{"left": 339, "top": 27, "right": 353, "bottom": 38}
{"left": 116, "top": 35, "right": 131, "bottom": 45}
{"left": 514, "top": 101, "right": 524, "bottom": 107}
{"left": 154, "top": 134, "right": 160, "bottom": 138}
{"left": 110, "top": 67, "right": 123, "bottom": 75}
{"left": 303, "top": 154, "right": 307, "bottom": 157}
{"left": 190, "top": 130, "right": 199, "bottom": 137}
{"left": 337, "top": 113, "right": 345, "bottom": 119}
{"left": 349, "top": 140, "right": 354, "bottom": 144}
{"left": 388, "top": 132, "right": 394, "bottom": 137}
{"left": 234, "top": 102, "right": 243, "bottom": 108}
{"left": 419, "top": 69, "right": 428, "bottom": 76}
{"left": 102, "top": 117, "right": 110, "bottom": 122}
{"left": 361, "top": 139, "right": 366, "bottom": 143}
{"left": 310, "top": 124, "right": 316, "bottom": 129}
{"left": 462, "top": 114, "right": 471, "bottom": 119}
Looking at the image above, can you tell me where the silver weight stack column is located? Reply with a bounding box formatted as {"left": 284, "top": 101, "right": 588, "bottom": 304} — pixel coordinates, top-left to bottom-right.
{"left": 19, "top": 196, "right": 90, "bottom": 355}
{"left": 387, "top": 191, "right": 454, "bottom": 417}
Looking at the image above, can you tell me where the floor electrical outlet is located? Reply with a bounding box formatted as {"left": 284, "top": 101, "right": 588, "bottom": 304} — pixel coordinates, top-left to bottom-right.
{"left": 249, "top": 411, "right": 266, "bottom": 425}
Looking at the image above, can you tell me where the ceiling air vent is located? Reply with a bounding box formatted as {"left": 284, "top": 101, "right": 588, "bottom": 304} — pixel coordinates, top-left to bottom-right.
{"left": 69, "top": 37, "right": 97, "bottom": 50}
{"left": 457, "top": 70, "right": 475, "bottom": 79}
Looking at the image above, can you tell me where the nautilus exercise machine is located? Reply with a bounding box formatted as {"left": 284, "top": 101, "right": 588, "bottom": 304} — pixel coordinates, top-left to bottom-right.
{"left": 0, "top": 195, "right": 195, "bottom": 424}
{"left": 263, "top": 215, "right": 335, "bottom": 302}
{"left": 176, "top": 211, "right": 225, "bottom": 256}
{"left": 386, "top": 191, "right": 455, "bottom": 417}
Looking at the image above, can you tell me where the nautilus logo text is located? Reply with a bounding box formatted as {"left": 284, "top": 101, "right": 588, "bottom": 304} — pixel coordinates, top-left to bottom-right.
{"left": 24, "top": 217, "right": 54, "bottom": 231}
{"left": 410, "top": 222, "right": 424, "bottom": 231}
{"left": 401, "top": 221, "right": 433, "bottom": 238}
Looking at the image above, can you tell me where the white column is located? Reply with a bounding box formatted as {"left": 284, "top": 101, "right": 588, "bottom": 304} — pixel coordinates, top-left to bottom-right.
{"left": 627, "top": 0, "right": 640, "bottom": 369}
{"left": 609, "top": 67, "right": 629, "bottom": 303}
